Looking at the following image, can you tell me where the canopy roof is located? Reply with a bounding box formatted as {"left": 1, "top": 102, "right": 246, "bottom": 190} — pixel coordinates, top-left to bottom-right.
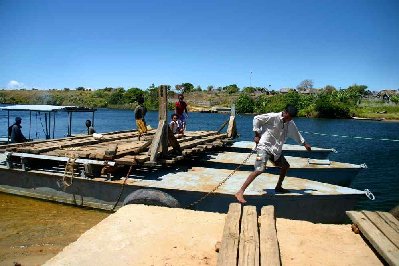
{"left": 0, "top": 105, "right": 96, "bottom": 112}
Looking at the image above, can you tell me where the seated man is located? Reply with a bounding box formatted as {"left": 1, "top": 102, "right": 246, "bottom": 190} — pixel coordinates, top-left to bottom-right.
{"left": 10, "top": 117, "right": 27, "bottom": 143}
{"left": 169, "top": 113, "right": 184, "bottom": 138}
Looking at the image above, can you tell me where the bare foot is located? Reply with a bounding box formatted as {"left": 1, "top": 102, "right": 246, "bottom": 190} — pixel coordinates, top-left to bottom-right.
{"left": 235, "top": 192, "right": 247, "bottom": 203}
{"left": 275, "top": 187, "right": 290, "bottom": 193}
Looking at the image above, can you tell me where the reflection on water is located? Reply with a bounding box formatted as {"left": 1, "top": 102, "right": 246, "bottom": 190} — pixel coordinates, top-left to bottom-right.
{"left": 0, "top": 192, "right": 109, "bottom": 265}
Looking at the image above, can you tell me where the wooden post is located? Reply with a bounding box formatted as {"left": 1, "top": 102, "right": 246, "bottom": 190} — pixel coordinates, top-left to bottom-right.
{"left": 148, "top": 85, "right": 169, "bottom": 163}
{"left": 227, "top": 104, "right": 237, "bottom": 138}
{"left": 159, "top": 85, "right": 168, "bottom": 156}
{"left": 158, "top": 85, "right": 168, "bottom": 121}
{"left": 259, "top": 206, "right": 281, "bottom": 266}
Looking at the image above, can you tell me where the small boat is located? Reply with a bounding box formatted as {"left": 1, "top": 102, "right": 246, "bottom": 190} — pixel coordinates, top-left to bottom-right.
{"left": 352, "top": 116, "right": 384, "bottom": 121}
{"left": 221, "top": 141, "right": 364, "bottom": 186}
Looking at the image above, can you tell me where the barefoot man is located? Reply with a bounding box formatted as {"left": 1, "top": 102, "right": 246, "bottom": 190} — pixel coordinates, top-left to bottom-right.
{"left": 235, "top": 105, "right": 311, "bottom": 203}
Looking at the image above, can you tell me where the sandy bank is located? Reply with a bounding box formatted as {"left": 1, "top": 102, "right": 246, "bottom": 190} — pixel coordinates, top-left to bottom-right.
{"left": 44, "top": 205, "right": 382, "bottom": 266}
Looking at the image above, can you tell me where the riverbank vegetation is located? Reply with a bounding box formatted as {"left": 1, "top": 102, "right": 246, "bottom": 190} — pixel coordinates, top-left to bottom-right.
{"left": 1, "top": 82, "right": 398, "bottom": 119}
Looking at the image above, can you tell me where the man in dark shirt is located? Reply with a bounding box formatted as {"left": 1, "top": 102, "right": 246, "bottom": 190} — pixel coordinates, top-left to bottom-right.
{"left": 10, "top": 117, "right": 27, "bottom": 143}
{"left": 134, "top": 96, "right": 147, "bottom": 135}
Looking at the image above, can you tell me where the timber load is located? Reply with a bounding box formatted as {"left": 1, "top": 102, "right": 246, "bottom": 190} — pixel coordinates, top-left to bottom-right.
{"left": 0, "top": 129, "right": 232, "bottom": 168}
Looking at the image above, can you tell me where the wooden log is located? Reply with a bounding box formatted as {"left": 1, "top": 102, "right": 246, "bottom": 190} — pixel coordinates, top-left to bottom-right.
{"left": 347, "top": 211, "right": 399, "bottom": 265}
{"left": 259, "top": 206, "right": 281, "bottom": 266}
{"left": 227, "top": 115, "right": 237, "bottom": 138}
{"left": 238, "top": 206, "right": 259, "bottom": 266}
{"left": 217, "top": 203, "right": 242, "bottom": 266}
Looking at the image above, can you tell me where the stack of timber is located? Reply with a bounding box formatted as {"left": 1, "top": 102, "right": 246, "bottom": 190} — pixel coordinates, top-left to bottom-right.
{"left": 347, "top": 210, "right": 399, "bottom": 265}
{"left": 217, "top": 203, "right": 281, "bottom": 266}
{"left": 0, "top": 129, "right": 231, "bottom": 169}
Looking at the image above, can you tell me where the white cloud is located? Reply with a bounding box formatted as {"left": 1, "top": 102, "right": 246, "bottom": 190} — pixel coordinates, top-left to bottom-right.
{"left": 7, "top": 80, "right": 25, "bottom": 89}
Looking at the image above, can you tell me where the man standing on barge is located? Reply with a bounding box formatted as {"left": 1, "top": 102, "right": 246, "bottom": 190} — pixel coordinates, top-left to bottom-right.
{"left": 235, "top": 105, "right": 311, "bottom": 203}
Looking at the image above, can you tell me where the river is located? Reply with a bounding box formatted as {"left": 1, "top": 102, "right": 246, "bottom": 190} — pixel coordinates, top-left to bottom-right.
{"left": 1, "top": 108, "right": 399, "bottom": 264}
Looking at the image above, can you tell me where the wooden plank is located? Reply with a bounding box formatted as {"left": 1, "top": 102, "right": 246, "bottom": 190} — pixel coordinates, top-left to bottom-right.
{"left": 362, "top": 211, "right": 399, "bottom": 248}
{"left": 347, "top": 211, "right": 399, "bottom": 265}
{"left": 148, "top": 120, "right": 166, "bottom": 163}
{"left": 238, "top": 206, "right": 259, "bottom": 266}
{"left": 259, "top": 206, "right": 281, "bottom": 266}
{"left": 217, "top": 203, "right": 242, "bottom": 266}
{"left": 378, "top": 211, "right": 399, "bottom": 233}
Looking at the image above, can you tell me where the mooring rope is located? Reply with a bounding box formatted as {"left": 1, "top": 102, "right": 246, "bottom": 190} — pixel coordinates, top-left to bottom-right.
{"left": 111, "top": 165, "right": 134, "bottom": 211}
{"left": 300, "top": 131, "right": 399, "bottom": 142}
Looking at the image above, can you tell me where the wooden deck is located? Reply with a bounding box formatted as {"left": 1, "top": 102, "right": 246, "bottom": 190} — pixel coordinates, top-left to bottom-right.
{"left": 347, "top": 210, "right": 399, "bottom": 265}
{"left": 217, "top": 203, "right": 281, "bottom": 266}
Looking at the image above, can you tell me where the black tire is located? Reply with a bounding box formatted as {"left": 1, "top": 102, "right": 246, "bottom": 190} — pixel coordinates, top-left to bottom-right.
{"left": 123, "top": 189, "right": 180, "bottom": 208}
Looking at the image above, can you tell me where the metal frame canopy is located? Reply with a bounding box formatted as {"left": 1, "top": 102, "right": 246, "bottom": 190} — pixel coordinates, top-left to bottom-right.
{"left": 1, "top": 104, "right": 96, "bottom": 141}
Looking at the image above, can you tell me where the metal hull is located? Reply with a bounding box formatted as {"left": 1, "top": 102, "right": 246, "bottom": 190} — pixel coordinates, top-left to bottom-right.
{"left": 0, "top": 164, "right": 364, "bottom": 224}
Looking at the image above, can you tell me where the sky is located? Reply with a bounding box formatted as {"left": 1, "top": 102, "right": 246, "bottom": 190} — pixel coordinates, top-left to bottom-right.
{"left": 0, "top": 0, "right": 398, "bottom": 92}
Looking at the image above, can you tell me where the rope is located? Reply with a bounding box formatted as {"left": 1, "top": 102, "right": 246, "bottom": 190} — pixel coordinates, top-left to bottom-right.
{"left": 57, "top": 158, "right": 76, "bottom": 191}
{"left": 185, "top": 147, "right": 256, "bottom": 209}
{"left": 301, "top": 131, "right": 399, "bottom": 142}
{"left": 111, "top": 165, "right": 134, "bottom": 211}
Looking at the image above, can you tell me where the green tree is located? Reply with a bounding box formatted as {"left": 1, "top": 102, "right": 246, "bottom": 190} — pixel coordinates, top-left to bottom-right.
{"left": 125, "top": 87, "right": 144, "bottom": 104}
{"left": 235, "top": 93, "right": 254, "bottom": 113}
{"left": 242, "top": 87, "right": 255, "bottom": 94}
{"left": 180, "top": 83, "right": 194, "bottom": 93}
{"left": 223, "top": 84, "right": 240, "bottom": 94}
{"left": 108, "top": 87, "right": 125, "bottom": 105}
{"left": 391, "top": 95, "right": 399, "bottom": 104}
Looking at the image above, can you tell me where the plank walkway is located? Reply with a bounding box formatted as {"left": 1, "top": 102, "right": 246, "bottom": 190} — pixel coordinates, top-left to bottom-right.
{"left": 347, "top": 210, "right": 399, "bottom": 265}
{"left": 217, "top": 203, "right": 281, "bottom": 266}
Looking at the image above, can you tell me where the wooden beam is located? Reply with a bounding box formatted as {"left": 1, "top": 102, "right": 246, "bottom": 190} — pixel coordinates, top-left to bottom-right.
{"left": 158, "top": 85, "right": 168, "bottom": 121}
{"left": 217, "top": 203, "right": 242, "bottom": 266}
{"left": 347, "top": 211, "right": 399, "bottom": 265}
{"left": 259, "top": 206, "right": 281, "bottom": 266}
{"left": 238, "top": 206, "right": 259, "bottom": 266}
{"left": 148, "top": 120, "right": 167, "bottom": 163}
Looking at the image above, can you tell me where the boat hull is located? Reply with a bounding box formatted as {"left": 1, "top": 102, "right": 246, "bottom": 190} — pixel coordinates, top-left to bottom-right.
{"left": 0, "top": 166, "right": 364, "bottom": 224}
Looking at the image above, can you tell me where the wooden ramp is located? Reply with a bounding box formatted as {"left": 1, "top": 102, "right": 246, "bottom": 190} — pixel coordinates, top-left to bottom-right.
{"left": 217, "top": 203, "right": 281, "bottom": 266}
{"left": 347, "top": 210, "right": 399, "bottom": 265}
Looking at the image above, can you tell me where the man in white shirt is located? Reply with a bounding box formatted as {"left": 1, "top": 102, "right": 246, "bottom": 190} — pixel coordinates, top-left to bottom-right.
{"left": 235, "top": 105, "right": 312, "bottom": 203}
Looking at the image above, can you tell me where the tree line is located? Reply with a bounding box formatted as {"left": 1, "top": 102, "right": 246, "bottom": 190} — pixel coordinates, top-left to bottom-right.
{"left": 1, "top": 81, "right": 398, "bottom": 119}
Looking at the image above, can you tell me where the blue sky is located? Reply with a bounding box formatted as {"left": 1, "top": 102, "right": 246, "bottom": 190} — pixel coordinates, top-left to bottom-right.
{"left": 0, "top": 0, "right": 398, "bottom": 91}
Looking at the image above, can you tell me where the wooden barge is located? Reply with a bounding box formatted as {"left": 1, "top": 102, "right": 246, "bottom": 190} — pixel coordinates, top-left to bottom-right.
{"left": 0, "top": 86, "right": 369, "bottom": 223}
{"left": 0, "top": 127, "right": 366, "bottom": 223}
